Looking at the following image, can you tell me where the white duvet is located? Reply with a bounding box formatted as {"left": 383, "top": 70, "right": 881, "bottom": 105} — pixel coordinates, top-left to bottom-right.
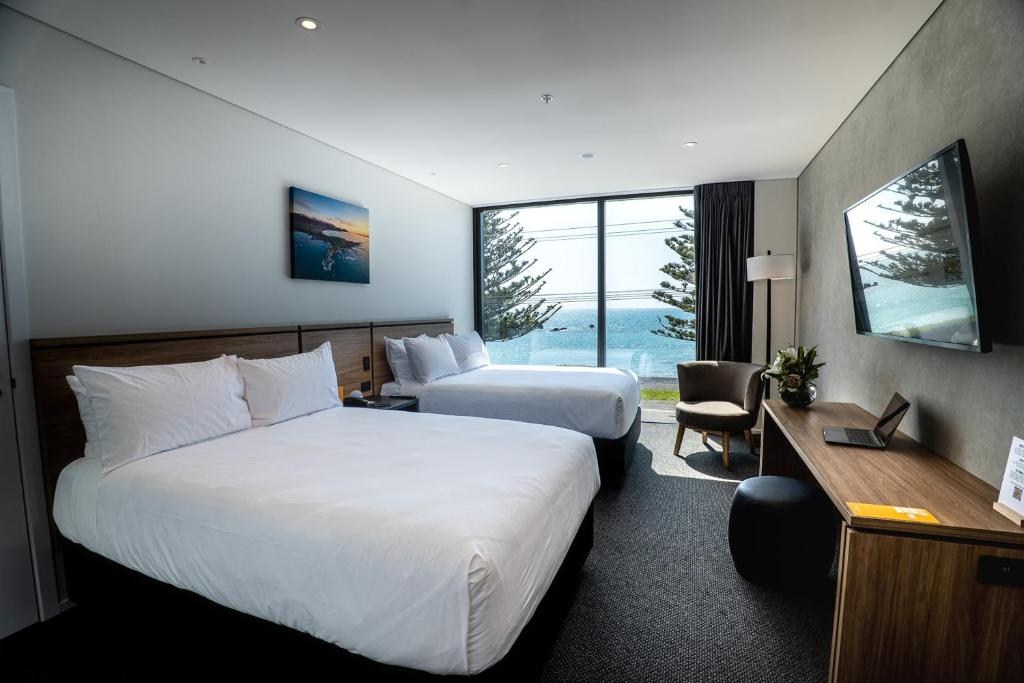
{"left": 383, "top": 364, "right": 641, "bottom": 440}
{"left": 54, "top": 407, "right": 599, "bottom": 675}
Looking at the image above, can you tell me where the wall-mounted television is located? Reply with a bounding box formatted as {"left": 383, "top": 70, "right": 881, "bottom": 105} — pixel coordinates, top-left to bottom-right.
{"left": 843, "top": 139, "right": 989, "bottom": 352}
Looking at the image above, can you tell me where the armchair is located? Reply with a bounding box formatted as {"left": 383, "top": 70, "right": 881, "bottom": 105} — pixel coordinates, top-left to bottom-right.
{"left": 673, "top": 361, "right": 765, "bottom": 468}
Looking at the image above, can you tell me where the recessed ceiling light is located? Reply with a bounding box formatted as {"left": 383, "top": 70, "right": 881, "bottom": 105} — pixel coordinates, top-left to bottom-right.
{"left": 191, "top": 56, "right": 207, "bottom": 65}
{"left": 497, "top": 162, "right": 511, "bottom": 168}
{"left": 295, "top": 17, "right": 320, "bottom": 31}
{"left": 580, "top": 153, "right": 595, "bottom": 159}
{"left": 682, "top": 141, "right": 698, "bottom": 148}
{"left": 428, "top": 172, "right": 437, "bottom": 176}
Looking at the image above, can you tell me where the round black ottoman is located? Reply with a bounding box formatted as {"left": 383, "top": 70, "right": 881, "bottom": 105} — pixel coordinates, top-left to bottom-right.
{"left": 728, "top": 476, "right": 836, "bottom": 591}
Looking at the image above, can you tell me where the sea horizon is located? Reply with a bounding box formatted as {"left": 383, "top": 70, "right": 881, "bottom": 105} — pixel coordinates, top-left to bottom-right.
{"left": 484, "top": 306, "right": 695, "bottom": 380}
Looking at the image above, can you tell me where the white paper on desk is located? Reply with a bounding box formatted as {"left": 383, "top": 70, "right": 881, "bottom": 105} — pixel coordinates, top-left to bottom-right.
{"left": 997, "top": 436, "right": 1024, "bottom": 517}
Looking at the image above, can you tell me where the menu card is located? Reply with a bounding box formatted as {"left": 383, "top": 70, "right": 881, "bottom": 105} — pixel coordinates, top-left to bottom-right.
{"left": 996, "top": 436, "right": 1024, "bottom": 519}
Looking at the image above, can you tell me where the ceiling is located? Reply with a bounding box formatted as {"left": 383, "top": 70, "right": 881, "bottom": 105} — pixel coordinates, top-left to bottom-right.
{"left": 5, "top": 0, "right": 941, "bottom": 206}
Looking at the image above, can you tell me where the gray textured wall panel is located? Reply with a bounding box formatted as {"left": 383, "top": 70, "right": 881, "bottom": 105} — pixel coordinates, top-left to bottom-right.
{"left": 797, "top": 0, "right": 1024, "bottom": 486}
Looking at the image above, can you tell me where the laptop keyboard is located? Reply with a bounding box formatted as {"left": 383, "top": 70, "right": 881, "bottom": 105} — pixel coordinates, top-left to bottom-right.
{"left": 845, "top": 428, "right": 877, "bottom": 446}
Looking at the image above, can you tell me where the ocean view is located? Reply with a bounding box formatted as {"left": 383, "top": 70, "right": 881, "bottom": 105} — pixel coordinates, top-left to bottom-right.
{"left": 484, "top": 307, "right": 695, "bottom": 380}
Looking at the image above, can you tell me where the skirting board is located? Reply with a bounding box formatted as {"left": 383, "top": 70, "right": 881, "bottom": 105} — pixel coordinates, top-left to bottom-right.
{"left": 993, "top": 501, "right": 1024, "bottom": 526}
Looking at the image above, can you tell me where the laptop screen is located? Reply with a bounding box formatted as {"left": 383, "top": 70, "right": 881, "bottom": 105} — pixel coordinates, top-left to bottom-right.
{"left": 873, "top": 393, "right": 911, "bottom": 444}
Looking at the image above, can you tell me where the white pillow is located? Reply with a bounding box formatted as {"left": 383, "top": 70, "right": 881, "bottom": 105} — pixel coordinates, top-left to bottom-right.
{"left": 384, "top": 335, "right": 421, "bottom": 386}
{"left": 66, "top": 375, "right": 100, "bottom": 459}
{"left": 443, "top": 331, "right": 490, "bottom": 373}
{"left": 237, "top": 342, "right": 341, "bottom": 427}
{"left": 73, "top": 356, "right": 251, "bottom": 474}
{"left": 403, "top": 335, "right": 460, "bottom": 384}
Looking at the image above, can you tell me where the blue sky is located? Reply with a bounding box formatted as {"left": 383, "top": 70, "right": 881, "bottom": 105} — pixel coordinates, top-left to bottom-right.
{"left": 488, "top": 194, "right": 693, "bottom": 309}
{"left": 291, "top": 187, "right": 369, "bottom": 237}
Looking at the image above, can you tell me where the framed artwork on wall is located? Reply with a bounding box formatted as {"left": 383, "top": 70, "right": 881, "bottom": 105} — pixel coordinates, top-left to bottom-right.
{"left": 289, "top": 186, "right": 370, "bottom": 284}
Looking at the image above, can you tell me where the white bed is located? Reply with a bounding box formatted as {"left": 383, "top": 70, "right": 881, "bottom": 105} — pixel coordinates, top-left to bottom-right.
{"left": 381, "top": 364, "right": 642, "bottom": 440}
{"left": 54, "top": 406, "right": 599, "bottom": 675}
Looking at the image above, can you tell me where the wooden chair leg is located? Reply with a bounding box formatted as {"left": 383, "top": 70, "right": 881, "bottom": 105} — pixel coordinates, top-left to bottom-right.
{"left": 744, "top": 429, "right": 755, "bottom": 453}
{"left": 721, "top": 432, "right": 731, "bottom": 469}
{"left": 701, "top": 431, "right": 708, "bottom": 446}
{"left": 673, "top": 425, "right": 685, "bottom": 456}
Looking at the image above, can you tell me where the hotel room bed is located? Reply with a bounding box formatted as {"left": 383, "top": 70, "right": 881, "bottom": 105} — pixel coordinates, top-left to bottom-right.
{"left": 381, "top": 364, "right": 640, "bottom": 440}
{"left": 54, "top": 406, "right": 599, "bottom": 676}
{"left": 381, "top": 363, "right": 642, "bottom": 481}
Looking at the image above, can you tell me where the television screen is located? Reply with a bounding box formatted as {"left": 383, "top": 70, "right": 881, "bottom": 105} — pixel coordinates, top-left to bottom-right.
{"left": 843, "top": 140, "right": 988, "bottom": 352}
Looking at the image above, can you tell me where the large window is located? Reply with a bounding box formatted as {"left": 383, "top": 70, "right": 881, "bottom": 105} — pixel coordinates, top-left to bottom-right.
{"left": 475, "top": 192, "right": 695, "bottom": 394}
{"left": 479, "top": 202, "right": 598, "bottom": 366}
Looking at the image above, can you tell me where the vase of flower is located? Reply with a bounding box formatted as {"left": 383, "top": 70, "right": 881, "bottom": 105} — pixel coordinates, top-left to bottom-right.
{"left": 763, "top": 345, "right": 825, "bottom": 408}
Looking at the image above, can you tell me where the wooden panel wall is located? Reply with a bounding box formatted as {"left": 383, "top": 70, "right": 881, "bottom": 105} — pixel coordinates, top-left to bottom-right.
{"left": 300, "top": 325, "right": 372, "bottom": 396}
{"left": 370, "top": 320, "right": 455, "bottom": 393}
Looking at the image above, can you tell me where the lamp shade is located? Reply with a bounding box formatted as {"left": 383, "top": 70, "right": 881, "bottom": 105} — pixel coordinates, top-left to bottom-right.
{"left": 746, "top": 253, "right": 795, "bottom": 282}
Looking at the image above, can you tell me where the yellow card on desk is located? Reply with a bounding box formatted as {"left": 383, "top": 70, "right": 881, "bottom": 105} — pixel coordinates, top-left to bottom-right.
{"left": 848, "top": 503, "right": 940, "bottom": 524}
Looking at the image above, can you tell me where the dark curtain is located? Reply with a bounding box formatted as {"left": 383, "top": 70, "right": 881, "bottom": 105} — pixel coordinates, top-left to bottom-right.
{"left": 694, "top": 181, "right": 754, "bottom": 362}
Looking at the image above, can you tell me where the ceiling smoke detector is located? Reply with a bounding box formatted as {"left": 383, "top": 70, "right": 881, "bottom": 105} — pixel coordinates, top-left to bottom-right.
{"left": 191, "top": 56, "right": 207, "bottom": 65}
{"left": 540, "top": 94, "right": 553, "bottom": 104}
{"left": 580, "top": 153, "right": 595, "bottom": 159}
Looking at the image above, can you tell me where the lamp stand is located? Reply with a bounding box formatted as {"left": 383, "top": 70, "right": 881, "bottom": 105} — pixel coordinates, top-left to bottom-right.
{"left": 764, "top": 250, "right": 772, "bottom": 400}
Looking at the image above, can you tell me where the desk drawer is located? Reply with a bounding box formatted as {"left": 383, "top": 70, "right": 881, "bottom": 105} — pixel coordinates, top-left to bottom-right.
{"left": 831, "top": 528, "right": 1024, "bottom": 683}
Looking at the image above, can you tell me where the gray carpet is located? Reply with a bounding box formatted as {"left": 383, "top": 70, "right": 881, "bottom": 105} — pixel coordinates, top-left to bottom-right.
{"left": 537, "top": 422, "right": 833, "bottom": 682}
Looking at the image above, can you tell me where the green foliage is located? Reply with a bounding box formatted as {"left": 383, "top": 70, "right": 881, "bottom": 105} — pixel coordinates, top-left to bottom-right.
{"left": 481, "top": 211, "right": 562, "bottom": 341}
{"left": 651, "top": 206, "right": 696, "bottom": 341}
{"left": 641, "top": 387, "right": 680, "bottom": 402}
{"left": 763, "top": 345, "right": 827, "bottom": 390}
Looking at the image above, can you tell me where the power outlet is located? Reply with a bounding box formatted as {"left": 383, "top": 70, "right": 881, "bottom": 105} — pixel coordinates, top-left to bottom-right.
{"left": 977, "top": 556, "right": 1024, "bottom": 587}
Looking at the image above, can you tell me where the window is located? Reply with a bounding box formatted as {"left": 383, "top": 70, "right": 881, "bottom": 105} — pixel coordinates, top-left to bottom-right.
{"left": 479, "top": 202, "right": 598, "bottom": 366}
{"left": 475, "top": 192, "right": 695, "bottom": 396}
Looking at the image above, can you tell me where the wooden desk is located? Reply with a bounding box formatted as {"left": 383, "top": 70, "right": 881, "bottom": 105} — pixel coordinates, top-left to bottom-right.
{"left": 761, "top": 401, "right": 1024, "bottom": 683}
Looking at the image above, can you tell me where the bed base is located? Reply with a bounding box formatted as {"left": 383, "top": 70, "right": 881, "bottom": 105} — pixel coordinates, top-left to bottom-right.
{"left": 60, "top": 503, "right": 593, "bottom": 680}
{"left": 593, "top": 407, "right": 641, "bottom": 486}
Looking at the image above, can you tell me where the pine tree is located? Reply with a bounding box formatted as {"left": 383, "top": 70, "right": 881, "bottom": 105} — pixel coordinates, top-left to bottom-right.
{"left": 481, "top": 210, "right": 562, "bottom": 341}
{"left": 860, "top": 160, "right": 961, "bottom": 287}
{"left": 651, "top": 206, "right": 696, "bottom": 341}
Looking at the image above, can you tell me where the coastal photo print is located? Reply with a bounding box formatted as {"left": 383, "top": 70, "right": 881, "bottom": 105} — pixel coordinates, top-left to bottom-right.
{"left": 289, "top": 186, "right": 370, "bottom": 284}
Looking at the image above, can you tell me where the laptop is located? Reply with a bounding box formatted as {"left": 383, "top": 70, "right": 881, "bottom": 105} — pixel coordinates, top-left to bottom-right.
{"left": 823, "top": 393, "right": 911, "bottom": 449}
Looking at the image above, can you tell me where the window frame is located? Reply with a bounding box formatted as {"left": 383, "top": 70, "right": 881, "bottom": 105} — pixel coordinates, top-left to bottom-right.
{"left": 473, "top": 189, "right": 694, "bottom": 367}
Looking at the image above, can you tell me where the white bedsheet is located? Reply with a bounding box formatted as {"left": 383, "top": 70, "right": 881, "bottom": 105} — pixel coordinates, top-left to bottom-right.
{"left": 383, "top": 364, "right": 641, "bottom": 439}
{"left": 54, "top": 407, "right": 598, "bottom": 675}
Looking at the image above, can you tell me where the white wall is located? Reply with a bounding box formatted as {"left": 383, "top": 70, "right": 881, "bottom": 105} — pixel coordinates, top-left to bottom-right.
{"left": 752, "top": 179, "right": 798, "bottom": 365}
{"left": 0, "top": 8, "right": 472, "bottom": 619}
{"left": 0, "top": 8, "right": 473, "bottom": 338}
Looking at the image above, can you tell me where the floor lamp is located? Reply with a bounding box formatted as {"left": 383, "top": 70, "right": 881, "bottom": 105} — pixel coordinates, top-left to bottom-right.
{"left": 746, "top": 251, "right": 796, "bottom": 399}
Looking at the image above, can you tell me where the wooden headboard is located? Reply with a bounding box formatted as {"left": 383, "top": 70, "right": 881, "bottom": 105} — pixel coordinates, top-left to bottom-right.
{"left": 30, "top": 317, "right": 455, "bottom": 508}
{"left": 370, "top": 319, "right": 455, "bottom": 393}
{"left": 299, "top": 323, "right": 373, "bottom": 395}
{"left": 30, "top": 327, "right": 301, "bottom": 514}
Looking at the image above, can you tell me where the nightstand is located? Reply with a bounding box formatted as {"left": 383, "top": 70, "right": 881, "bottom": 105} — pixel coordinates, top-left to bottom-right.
{"left": 353, "top": 395, "right": 419, "bottom": 412}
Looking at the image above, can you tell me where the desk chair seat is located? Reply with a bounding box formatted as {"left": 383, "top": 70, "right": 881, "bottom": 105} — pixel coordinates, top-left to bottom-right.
{"left": 672, "top": 360, "right": 765, "bottom": 468}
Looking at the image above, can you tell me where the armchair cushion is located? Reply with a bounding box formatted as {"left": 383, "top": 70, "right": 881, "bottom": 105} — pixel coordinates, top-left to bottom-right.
{"left": 675, "top": 400, "right": 751, "bottom": 432}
